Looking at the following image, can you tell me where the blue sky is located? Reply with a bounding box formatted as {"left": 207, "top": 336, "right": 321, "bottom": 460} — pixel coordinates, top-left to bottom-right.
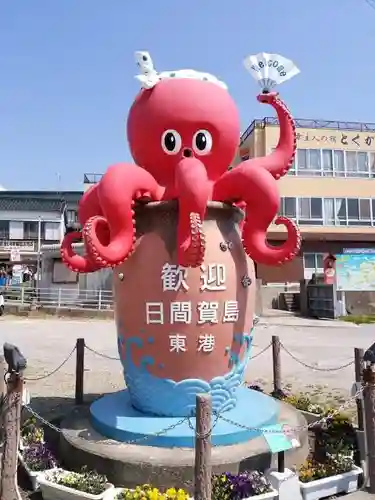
{"left": 1, "top": 0, "right": 374, "bottom": 191}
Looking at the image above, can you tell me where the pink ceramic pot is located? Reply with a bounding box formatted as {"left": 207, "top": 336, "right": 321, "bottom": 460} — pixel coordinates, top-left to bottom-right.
{"left": 114, "top": 201, "right": 255, "bottom": 417}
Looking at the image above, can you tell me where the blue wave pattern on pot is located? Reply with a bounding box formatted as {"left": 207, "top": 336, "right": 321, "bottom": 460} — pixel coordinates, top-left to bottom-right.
{"left": 117, "top": 325, "right": 253, "bottom": 417}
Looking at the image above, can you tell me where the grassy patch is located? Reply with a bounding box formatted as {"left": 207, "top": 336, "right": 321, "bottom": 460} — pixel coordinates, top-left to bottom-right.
{"left": 340, "top": 314, "right": 375, "bottom": 324}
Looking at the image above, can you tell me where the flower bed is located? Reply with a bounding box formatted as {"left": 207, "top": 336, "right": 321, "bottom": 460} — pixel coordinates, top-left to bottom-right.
{"left": 19, "top": 417, "right": 59, "bottom": 491}
{"left": 38, "top": 468, "right": 114, "bottom": 500}
{"left": 112, "top": 471, "right": 276, "bottom": 500}
{"left": 299, "top": 455, "right": 362, "bottom": 500}
{"left": 211, "top": 471, "right": 277, "bottom": 499}
{"left": 20, "top": 443, "right": 58, "bottom": 490}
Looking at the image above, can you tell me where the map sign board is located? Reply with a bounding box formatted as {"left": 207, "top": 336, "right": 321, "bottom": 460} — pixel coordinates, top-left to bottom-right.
{"left": 336, "top": 250, "right": 375, "bottom": 291}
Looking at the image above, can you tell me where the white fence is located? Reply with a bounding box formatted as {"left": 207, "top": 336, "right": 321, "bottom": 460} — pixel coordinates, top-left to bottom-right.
{"left": 3, "top": 287, "right": 114, "bottom": 311}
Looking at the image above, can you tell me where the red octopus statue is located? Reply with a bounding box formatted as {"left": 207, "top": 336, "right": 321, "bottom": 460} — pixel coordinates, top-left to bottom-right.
{"left": 61, "top": 77, "right": 301, "bottom": 272}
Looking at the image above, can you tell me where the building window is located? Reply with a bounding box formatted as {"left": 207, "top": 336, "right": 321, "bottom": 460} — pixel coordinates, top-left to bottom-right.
{"left": 288, "top": 148, "right": 375, "bottom": 178}
{"left": 303, "top": 252, "right": 325, "bottom": 279}
{"left": 297, "top": 197, "right": 323, "bottom": 225}
{"left": 67, "top": 210, "right": 78, "bottom": 224}
{"left": 280, "top": 197, "right": 296, "bottom": 218}
{"left": 279, "top": 196, "right": 375, "bottom": 227}
{"left": 23, "top": 221, "right": 39, "bottom": 239}
{"left": 0, "top": 221, "right": 9, "bottom": 239}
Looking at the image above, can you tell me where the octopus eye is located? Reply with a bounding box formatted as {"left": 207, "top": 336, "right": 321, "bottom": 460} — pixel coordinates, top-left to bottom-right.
{"left": 192, "top": 129, "right": 213, "bottom": 155}
{"left": 161, "top": 129, "right": 182, "bottom": 155}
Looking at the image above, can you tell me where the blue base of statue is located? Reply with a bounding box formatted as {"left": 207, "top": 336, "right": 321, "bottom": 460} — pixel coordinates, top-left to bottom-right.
{"left": 90, "top": 387, "right": 279, "bottom": 448}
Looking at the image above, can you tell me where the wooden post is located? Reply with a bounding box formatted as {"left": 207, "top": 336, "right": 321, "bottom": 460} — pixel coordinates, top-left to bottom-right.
{"left": 0, "top": 355, "right": 5, "bottom": 429}
{"left": 354, "top": 348, "right": 365, "bottom": 486}
{"left": 363, "top": 364, "right": 375, "bottom": 492}
{"left": 272, "top": 335, "right": 281, "bottom": 392}
{"left": 355, "top": 348, "right": 365, "bottom": 429}
{"left": 1, "top": 354, "right": 25, "bottom": 500}
{"left": 194, "top": 393, "right": 212, "bottom": 500}
{"left": 75, "top": 338, "right": 85, "bottom": 405}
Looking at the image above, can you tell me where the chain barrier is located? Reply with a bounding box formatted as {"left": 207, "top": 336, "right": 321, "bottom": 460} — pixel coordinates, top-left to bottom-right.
{"left": 24, "top": 346, "right": 77, "bottom": 381}
{"left": 84, "top": 344, "right": 120, "bottom": 361}
{"left": 250, "top": 342, "right": 272, "bottom": 359}
{"left": 22, "top": 384, "right": 365, "bottom": 442}
{"left": 279, "top": 341, "right": 354, "bottom": 372}
{"left": 23, "top": 403, "right": 187, "bottom": 445}
{"left": 18, "top": 385, "right": 366, "bottom": 490}
{"left": 219, "top": 384, "right": 365, "bottom": 435}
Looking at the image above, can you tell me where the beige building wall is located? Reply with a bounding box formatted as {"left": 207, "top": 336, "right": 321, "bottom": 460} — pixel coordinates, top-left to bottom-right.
{"left": 239, "top": 124, "right": 375, "bottom": 198}
{"left": 265, "top": 126, "right": 375, "bottom": 198}
{"left": 240, "top": 122, "right": 375, "bottom": 248}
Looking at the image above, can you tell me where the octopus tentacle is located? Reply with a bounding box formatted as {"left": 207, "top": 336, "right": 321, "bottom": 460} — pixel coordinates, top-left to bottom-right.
{"left": 60, "top": 231, "right": 106, "bottom": 273}
{"left": 213, "top": 164, "right": 300, "bottom": 265}
{"left": 242, "top": 216, "right": 301, "bottom": 265}
{"left": 255, "top": 92, "right": 296, "bottom": 180}
{"left": 178, "top": 213, "right": 205, "bottom": 268}
{"left": 84, "top": 163, "right": 162, "bottom": 267}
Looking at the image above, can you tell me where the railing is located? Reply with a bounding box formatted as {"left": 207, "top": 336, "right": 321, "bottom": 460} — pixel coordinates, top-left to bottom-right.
{"left": 261, "top": 282, "right": 300, "bottom": 291}
{"left": 0, "top": 240, "right": 36, "bottom": 251}
{"left": 3, "top": 287, "right": 113, "bottom": 311}
{"left": 240, "top": 117, "right": 375, "bottom": 145}
{"left": 83, "top": 173, "right": 103, "bottom": 184}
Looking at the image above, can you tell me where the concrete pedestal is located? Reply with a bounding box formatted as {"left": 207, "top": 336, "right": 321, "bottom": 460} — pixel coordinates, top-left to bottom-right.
{"left": 59, "top": 397, "right": 309, "bottom": 492}
{"left": 90, "top": 387, "right": 278, "bottom": 447}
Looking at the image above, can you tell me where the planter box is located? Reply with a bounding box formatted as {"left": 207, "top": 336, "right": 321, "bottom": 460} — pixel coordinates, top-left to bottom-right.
{"left": 25, "top": 463, "right": 42, "bottom": 491}
{"left": 300, "top": 410, "right": 320, "bottom": 426}
{"left": 38, "top": 469, "right": 114, "bottom": 500}
{"left": 112, "top": 487, "right": 278, "bottom": 500}
{"left": 299, "top": 466, "right": 362, "bottom": 500}
{"left": 18, "top": 450, "right": 47, "bottom": 491}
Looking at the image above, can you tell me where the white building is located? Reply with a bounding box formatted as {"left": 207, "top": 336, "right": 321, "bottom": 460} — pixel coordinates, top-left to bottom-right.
{"left": 0, "top": 190, "right": 80, "bottom": 271}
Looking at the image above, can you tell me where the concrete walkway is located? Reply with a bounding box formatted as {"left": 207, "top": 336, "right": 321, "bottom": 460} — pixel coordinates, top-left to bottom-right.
{"left": 347, "top": 492, "right": 375, "bottom": 498}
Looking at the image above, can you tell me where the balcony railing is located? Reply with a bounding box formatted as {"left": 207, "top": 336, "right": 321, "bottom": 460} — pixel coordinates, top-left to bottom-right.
{"left": 0, "top": 240, "right": 36, "bottom": 251}
{"left": 83, "top": 173, "right": 103, "bottom": 184}
{"left": 240, "top": 117, "right": 375, "bottom": 146}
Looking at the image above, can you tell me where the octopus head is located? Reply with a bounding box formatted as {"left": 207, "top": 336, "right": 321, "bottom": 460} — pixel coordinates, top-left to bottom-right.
{"left": 126, "top": 78, "right": 240, "bottom": 186}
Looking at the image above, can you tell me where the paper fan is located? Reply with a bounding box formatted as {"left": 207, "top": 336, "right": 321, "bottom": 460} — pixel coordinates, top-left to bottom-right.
{"left": 243, "top": 52, "right": 300, "bottom": 92}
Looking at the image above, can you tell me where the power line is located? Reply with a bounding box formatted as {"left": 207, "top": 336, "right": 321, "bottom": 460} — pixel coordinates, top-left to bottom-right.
{"left": 365, "top": 0, "right": 375, "bottom": 9}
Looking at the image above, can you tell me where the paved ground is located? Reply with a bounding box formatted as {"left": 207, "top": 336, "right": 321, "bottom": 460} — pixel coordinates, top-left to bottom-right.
{"left": 0, "top": 313, "right": 369, "bottom": 417}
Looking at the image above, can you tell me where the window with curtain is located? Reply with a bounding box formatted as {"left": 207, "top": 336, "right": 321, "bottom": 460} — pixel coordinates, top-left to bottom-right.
{"left": 334, "top": 150, "right": 345, "bottom": 176}
{"left": 357, "top": 152, "right": 369, "bottom": 175}
{"left": 322, "top": 149, "right": 333, "bottom": 176}
{"left": 309, "top": 149, "right": 321, "bottom": 175}
{"left": 346, "top": 152, "right": 357, "bottom": 175}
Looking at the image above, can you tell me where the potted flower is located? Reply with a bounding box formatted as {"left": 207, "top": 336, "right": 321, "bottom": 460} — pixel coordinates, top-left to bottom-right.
{"left": 20, "top": 416, "right": 45, "bottom": 449}
{"left": 271, "top": 389, "right": 323, "bottom": 425}
{"left": 115, "top": 484, "right": 190, "bottom": 499}
{"left": 20, "top": 442, "right": 58, "bottom": 491}
{"left": 313, "top": 409, "right": 357, "bottom": 459}
{"left": 299, "top": 455, "right": 362, "bottom": 500}
{"left": 38, "top": 467, "right": 114, "bottom": 500}
{"left": 212, "top": 471, "right": 277, "bottom": 499}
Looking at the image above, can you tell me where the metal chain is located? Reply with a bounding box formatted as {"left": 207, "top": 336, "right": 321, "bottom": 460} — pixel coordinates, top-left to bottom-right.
{"left": 23, "top": 403, "right": 187, "bottom": 445}
{"left": 24, "top": 346, "right": 77, "bottom": 381}
{"left": 85, "top": 344, "right": 120, "bottom": 361}
{"left": 280, "top": 342, "right": 354, "bottom": 372}
{"left": 187, "top": 411, "right": 221, "bottom": 439}
{"left": 250, "top": 342, "right": 272, "bottom": 359}
{"left": 19, "top": 387, "right": 366, "bottom": 489}
{"left": 218, "top": 385, "right": 365, "bottom": 434}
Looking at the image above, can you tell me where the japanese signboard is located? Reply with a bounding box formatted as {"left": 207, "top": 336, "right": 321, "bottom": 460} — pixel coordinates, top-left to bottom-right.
{"left": 145, "top": 262, "right": 238, "bottom": 354}
{"left": 266, "top": 127, "right": 375, "bottom": 152}
{"left": 336, "top": 252, "right": 375, "bottom": 292}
